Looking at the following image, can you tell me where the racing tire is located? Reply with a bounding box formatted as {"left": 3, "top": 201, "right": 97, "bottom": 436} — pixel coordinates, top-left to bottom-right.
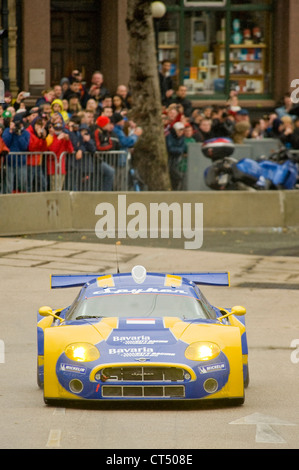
{"left": 37, "top": 360, "right": 43, "bottom": 389}
{"left": 244, "top": 366, "right": 250, "bottom": 389}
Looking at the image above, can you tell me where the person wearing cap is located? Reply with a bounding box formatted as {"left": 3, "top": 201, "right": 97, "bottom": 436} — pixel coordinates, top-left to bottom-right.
{"left": 50, "top": 98, "right": 70, "bottom": 123}
{"left": 2, "top": 114, "right": 30, "bottom": 193}
{"left": 166, "top": 121, "right": 187, "bottom": 190}
{"left": 94, "top": 115, "right": 115, "bottom": 151}
{"left": 92, "top": 115, "right": 116, "bottom": 191}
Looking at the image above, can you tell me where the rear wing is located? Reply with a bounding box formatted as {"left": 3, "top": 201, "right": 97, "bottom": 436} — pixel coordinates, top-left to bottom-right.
{"left": 173, "top": 272, "right": 230, "bottom": 286}
{"left": 50, "top": 272, "right": 230, "bottom": 289}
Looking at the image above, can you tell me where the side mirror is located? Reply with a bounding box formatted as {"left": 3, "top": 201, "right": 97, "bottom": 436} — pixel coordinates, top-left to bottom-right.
{"left": 217, "top": 305, "right": 246, "bottom": 322}
{"left": 39, "top": 306, "right": 64, "bottom": 323}
{"left": 231, "top": 305, "right": 246, "bottom": 316}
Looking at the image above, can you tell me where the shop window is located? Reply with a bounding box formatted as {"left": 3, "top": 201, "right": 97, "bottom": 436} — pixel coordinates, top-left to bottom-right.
{"left": 159, "top": 0, "right": 274, "bottom": 98}
{"left": 183, "top": 11, "right": 226, "bottom": 95}
{"left": 227, "top": 11, "right": 273, "bottom": 95}
{"left": 157, "top": 11, "right": 180, "bottom": 90}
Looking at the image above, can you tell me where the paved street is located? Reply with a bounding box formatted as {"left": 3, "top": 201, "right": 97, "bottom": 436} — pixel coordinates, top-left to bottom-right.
{"left": 0, "top": 235, "right": 298, "bottom": 449}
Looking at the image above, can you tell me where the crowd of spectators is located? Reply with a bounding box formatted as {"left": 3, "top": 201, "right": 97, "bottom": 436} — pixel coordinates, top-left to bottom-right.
{"left": 0, "top": 64, "right": 298, "bottom": 192}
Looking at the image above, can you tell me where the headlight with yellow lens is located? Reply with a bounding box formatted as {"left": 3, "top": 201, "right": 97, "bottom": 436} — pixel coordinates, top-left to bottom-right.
{"left": 65, "top": 343, "right": 100, "bottom": 362}
{"left": 185, "top": 342, "right": 220, "bottom": 361}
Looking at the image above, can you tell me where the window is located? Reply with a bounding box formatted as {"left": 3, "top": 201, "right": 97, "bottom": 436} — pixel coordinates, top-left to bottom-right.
{"left": 158, "top": 0, "right": 274, "bottom": 98}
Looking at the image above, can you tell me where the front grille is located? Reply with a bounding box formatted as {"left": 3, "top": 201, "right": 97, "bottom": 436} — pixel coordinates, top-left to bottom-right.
{"left": 102, "top": 385, "right": 185, "bottom": 398}
{"left": 99, "top": 366, "right": 186, "bottom": 382}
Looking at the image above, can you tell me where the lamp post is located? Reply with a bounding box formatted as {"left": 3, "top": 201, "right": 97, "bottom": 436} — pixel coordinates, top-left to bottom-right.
{"left": 151, "top": 1, "right": 166, "bottom": 64}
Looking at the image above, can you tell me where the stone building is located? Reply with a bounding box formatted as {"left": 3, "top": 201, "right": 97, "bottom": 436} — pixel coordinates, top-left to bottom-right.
{"left": 1, "top": 0, "right": 298, "bottom": 109}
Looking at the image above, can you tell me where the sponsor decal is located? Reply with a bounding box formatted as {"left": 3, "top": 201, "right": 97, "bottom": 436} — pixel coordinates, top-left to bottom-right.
{"left": 60, "top": 363, "right": 87, "bottom": 374}
{"left": 126, "top": 319, "right": 155, "bottom": 325}
{"left": 108, "top": 347, "right": 175, "bottom": 358}
{"left": 93, "top": 287, "right": 187, "bottom": 295}
{"left": 112, "top": 335, "right": 169, "bottom": 345}
{"left": 198, "top": 363, "right": 226, "bottom": 374}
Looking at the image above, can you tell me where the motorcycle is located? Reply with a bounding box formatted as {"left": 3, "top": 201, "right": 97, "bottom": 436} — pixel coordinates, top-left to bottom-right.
{"left": 202, "top": 137, "right": 299, "bottom": 190}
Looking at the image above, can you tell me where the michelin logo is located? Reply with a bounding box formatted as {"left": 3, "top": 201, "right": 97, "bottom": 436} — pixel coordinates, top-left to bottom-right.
{"left": 60, "top": 363, "right": 87, "bottom": 374}
{"left": 199, "top": 363, "right": 226, "bottom": 374}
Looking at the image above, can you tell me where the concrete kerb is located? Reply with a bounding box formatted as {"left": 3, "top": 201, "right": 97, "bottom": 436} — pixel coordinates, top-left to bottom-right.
{"left": 0, "top": 191, "right": 298, "bottom": 237}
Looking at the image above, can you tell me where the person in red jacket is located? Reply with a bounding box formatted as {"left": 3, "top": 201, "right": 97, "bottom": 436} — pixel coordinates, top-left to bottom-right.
{"left": 46, "top": 120, "right": 74, "bottom": 191}
{"left": 27, "top": 117, "right": 48, "bottom": 192}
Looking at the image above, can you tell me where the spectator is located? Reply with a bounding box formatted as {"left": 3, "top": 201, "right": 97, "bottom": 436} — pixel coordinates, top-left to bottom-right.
{"left": 84, "top": 71, "right": 110, "bottom": 107}
{"left": 67, "top": 94, "right": 82, "bottom": 116}
{"left": 2, "top": 114, "right": 30, "bottom": 193}
{"left": 60, "top": 78, "right": 70, "bottom": 96}
{"left": 112, "top": 112, "right": 142, "bottom": 189}
{"left": 86, "top": 98, "right": 101, "bottom": 117}
{"left": 0, "top": 124, "right": 9, "bottom": 193}
{"left": 211, "top": 106, "right": 235, "bottom": 137}
{"left": 75, "top": 123, "right": 97, "bottom": 190}
{"left": 26, "top": 117, "right": 48, "bottom": 192}
{"left": 112, "top": 94, "right": 127, "bottom": 115}
{"left": 94, "top": 115, "right": 117, "bottom": 152}
{"left": 166, "top": 121, "right": 187, "bottom": 190}
{"left": 159, "top": 59, "right": 174, "bottom": 107}
{"left": 250, "top": 118, "right": 267, "bottom": 139}
{"left": 63, "top": 78, "right": 82, "bottom": 103}
{"left": 3, "top": 91, "right": 13, "bottom": 110}
{"left": 92, "top": 116, "right": 116, "bottom": 191}
{"left": 232, "top": 121, "right": 251, "bottom": 144}
{"left": 275, "top": 92, "right": 295, "bottom": 120}
{"left": 116, "top": 84, "right": 132, "bottom": 109}
{"left": 171, "top": 85, "right": 193, "bottom": 118}
{"left": 263, "top": 112, "right": 279, "bottom": 138}
{"left": 101, "top": 105, "right": 113, "bottom": 118}
{"left": 53, "top": 84, "right": 63, "bottom": 100}
{"left": 66, "top": 115, "right": 82, "bottom": 191}
{"left": 163, "top": 104, "right": 183, "bottom": 136}
{"left": 51, "top": 99, "right": 70, "bottom": 123}
{"left": 179, "top": 123, "right": 195, "bottom": 189}
{"left": 193, "top": 118, "right": 212, "bottom": 142}
{"left": 25, "top": 107, "right": 40, "bottom": 128}
{"left": 35, "top": 89, "right": 55, "bottom": 108}
{"left": 277, "top": 115, "right": 299, "bottom": 148}
{"left": 46, "top": 121, "right": 73, "bottom": 191}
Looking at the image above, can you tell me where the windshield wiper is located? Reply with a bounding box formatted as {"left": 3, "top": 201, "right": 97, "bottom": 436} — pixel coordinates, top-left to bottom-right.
{"left": 75, "top": 315, "right": 104, "bottom": 321}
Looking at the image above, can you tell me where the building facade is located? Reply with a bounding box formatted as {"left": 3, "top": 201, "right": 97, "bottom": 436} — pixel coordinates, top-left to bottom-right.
{"left": 1, "top": 0, "right": 298, "bottom": 109}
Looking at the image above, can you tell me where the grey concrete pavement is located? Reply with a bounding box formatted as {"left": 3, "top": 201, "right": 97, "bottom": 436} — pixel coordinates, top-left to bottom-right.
{"left": 0, "top": 236, "right": 298, "bottom": 449}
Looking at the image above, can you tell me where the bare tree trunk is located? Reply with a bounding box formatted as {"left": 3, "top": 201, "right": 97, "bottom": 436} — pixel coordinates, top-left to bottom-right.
{"left": 126, "top": 0, "right": 171, "bottom": 191}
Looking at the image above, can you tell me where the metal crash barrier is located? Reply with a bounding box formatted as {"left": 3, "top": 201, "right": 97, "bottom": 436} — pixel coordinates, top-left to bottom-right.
{"left": 0, "top": 151, "right": 129, "bottom": 194}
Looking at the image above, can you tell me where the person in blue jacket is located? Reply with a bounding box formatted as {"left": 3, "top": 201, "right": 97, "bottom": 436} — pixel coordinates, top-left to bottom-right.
{"left": 2, "top": 114, "right": 30, "bottom": 193}
{"left": 111, "top": 113, "right": 143, "bottom": 190}
{"left": 166, "top": 121, "right": 187, "bottom": 190}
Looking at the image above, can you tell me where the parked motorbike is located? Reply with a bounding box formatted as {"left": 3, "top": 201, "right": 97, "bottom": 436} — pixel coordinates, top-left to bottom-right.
{"left": 202, "top": 137, "right": 299, "bottom": 190}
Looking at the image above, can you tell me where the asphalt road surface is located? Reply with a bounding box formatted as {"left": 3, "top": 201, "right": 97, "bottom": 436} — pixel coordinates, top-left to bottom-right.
{"left": 0, "top": 234, "right": 298, "bottom": 450}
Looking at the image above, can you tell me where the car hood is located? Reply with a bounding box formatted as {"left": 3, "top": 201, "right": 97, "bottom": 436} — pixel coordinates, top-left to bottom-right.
{"left": 88, "top": 316, "right": 219, "bottom": 363}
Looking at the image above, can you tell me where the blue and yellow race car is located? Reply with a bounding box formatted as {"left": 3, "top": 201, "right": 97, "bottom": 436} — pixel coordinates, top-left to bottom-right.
{"left": 37, "top": 266, "right": 248, "bottom": 405}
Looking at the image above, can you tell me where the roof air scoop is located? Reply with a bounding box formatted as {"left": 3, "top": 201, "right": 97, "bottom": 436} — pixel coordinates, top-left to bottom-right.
{"left": 131, "top": 265, "right": 147, "bottom": 284}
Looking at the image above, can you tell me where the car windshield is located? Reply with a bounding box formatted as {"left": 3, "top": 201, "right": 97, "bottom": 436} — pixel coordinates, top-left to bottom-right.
{"left": 67, "top": 292, "right": 212, "bottom": 321}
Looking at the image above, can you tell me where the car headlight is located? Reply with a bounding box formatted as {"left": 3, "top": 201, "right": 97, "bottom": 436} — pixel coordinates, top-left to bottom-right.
{"left": 185, "top": 342, "right": 220, "bottom": 361}
{"left": 65, "top": 343, "right": 100, "bottom": 362}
